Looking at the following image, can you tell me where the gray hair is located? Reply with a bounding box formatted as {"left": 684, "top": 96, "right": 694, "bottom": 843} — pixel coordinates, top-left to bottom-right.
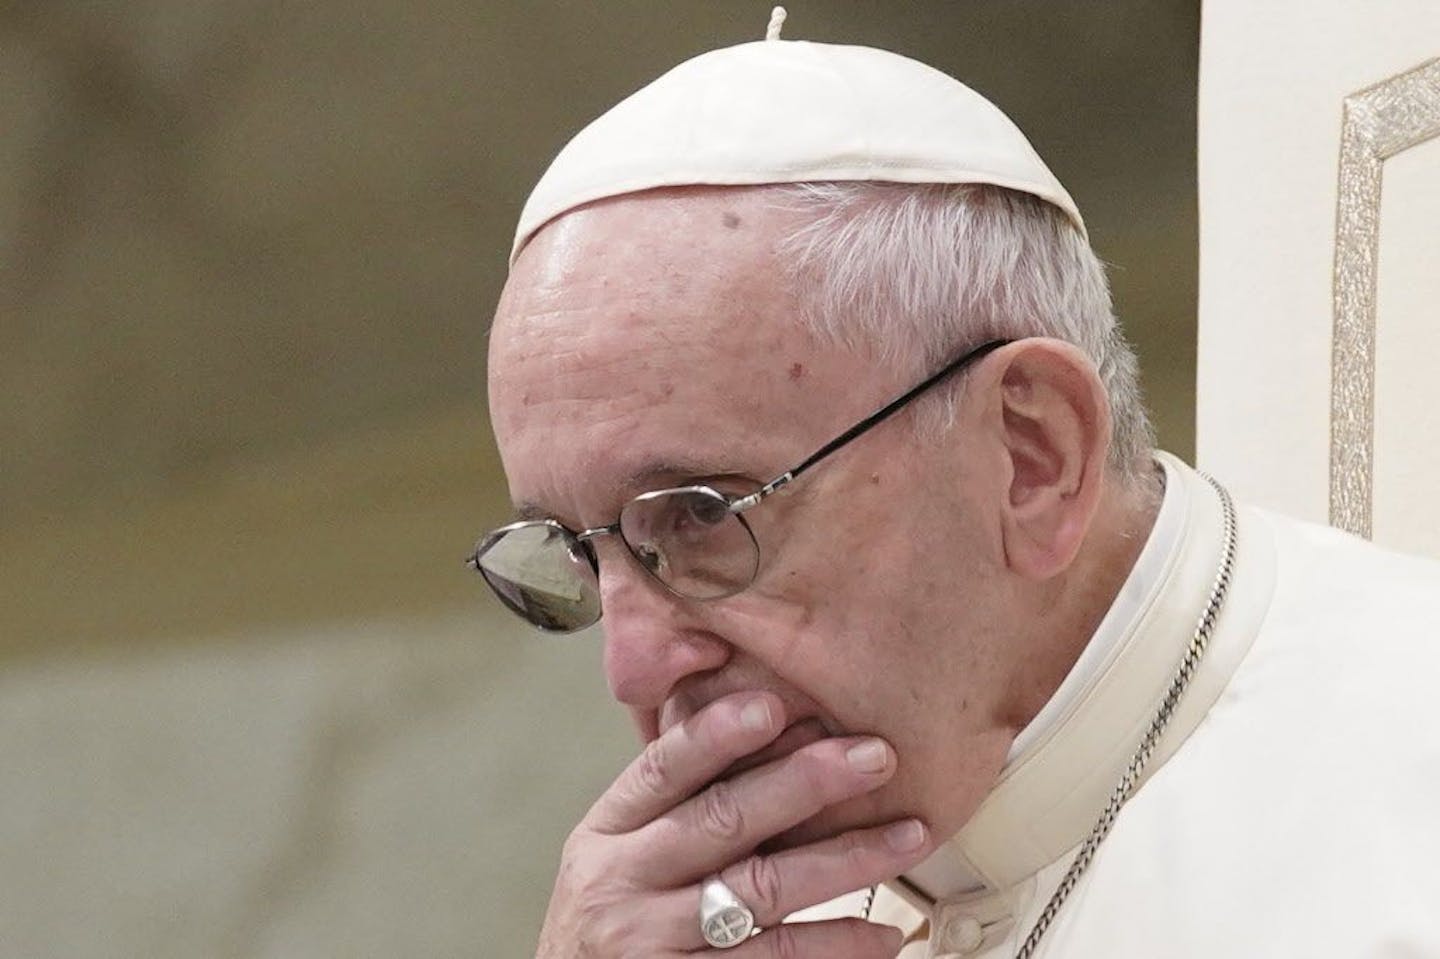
{"left": 773, "top": 182, "right": 1155, "bottom": 484}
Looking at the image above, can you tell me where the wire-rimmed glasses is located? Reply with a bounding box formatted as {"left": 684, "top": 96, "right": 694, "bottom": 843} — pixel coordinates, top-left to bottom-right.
{"left": 468, "top": 338, "right": 1011, "bottom": 632}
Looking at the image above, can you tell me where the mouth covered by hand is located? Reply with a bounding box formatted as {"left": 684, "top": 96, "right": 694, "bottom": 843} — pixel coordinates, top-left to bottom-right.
{"left": 533, "top": 690, "right": 930, "bottom": 956}
{"left": 717, "top": 715, "right": 831, "bottom": 780}
{"left": 665, "top": 699, "right": 903, "bottom": 858}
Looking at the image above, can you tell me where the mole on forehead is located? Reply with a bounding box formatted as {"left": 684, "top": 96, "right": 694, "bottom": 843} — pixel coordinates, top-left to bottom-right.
{"left": 511, "top": 457, "right": 758, "bottom": 521}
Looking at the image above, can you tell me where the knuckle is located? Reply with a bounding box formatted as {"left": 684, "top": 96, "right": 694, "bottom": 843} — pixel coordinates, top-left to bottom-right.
{"left": 632, "top": 739, "right": 672, "bottom": 798}
{"left": 556, "top": 839, "right": 603, "bottom": 896}
{"left": 551, "top": 862, "right": 630, "bottom": 952}
{"left": 790, "top": 745, "right": 839, "bottom": 795}
{"left": 739, "top": 854, "right": 784, "bottom": 915}
{"left": 576, "top": 895, "right": 636, "bottom": 956}
{"left": 575, "top": 895, "right": 613, "bottom": 946}
{"left": 696, "top": 780, "right": 746, "bottom": 842}
{"left": 840, "top": 829, "right": 873, "bottom": 869}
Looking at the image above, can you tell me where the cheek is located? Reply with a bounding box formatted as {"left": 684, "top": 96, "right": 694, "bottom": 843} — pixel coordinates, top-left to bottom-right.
{"left": 719, "top": 575, "right": 910, "bottom": 736}
{"left": 773, "top": 525, "right": 997, "bottom": 737}
{"left": 728, "top": 506, "right": 945, "bottom": 696}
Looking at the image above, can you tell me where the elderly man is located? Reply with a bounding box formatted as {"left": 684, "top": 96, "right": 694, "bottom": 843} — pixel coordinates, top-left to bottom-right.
{"left": 471, "top": 15, "right": 1440, "bottom": 959}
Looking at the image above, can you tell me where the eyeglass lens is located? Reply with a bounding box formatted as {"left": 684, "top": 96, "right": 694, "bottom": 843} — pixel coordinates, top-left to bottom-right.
{"left": 474, "top": 488, "right": 759, "bottom": 632}
{"left": 619, "top": 488, "right": 759, "bottom": 600}
{"left": 476, "top": 523, "right": 600, "bottom": 632}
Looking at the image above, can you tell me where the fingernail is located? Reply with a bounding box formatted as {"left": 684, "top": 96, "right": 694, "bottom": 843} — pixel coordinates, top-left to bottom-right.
{"left": 740, "top": 698, "right": 773, "bottom": 732}
{"left": 884, "top": 818, "right": 925, "bottom": 853}
{"left": 845, "top": 738, "right": 888, "bottom": 773}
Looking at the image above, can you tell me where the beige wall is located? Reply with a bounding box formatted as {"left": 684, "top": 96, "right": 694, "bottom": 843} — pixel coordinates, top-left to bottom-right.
{"left": 0, "top": 2, "right": 1199, "bottom": 955}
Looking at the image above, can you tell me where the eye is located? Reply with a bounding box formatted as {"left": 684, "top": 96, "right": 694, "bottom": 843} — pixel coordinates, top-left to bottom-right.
{"left": 687, "top": 495, "right": 729, "bottom": 526}
{"left": 661, "top": 494, "right": 729, "bottom": 543}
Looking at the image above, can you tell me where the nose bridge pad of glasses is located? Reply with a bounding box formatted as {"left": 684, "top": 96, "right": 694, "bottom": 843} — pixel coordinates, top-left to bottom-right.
{"left": 567, "top": 529, "right": 601, "bottom": 579}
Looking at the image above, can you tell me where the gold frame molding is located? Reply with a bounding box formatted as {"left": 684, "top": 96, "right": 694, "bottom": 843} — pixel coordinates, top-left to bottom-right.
{"left": 1330, "top": 57, "right": 1440, "bottom": 538}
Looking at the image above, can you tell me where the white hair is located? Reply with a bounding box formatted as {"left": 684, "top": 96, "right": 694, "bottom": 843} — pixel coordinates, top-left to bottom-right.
{"left": 773, "top": 182, "right": 1155, "bottom": 484}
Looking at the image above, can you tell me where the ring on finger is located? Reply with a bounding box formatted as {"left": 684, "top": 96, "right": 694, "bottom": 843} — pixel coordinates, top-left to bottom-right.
{"left": 699, "top": 874, "right": 756, "bottom": 949}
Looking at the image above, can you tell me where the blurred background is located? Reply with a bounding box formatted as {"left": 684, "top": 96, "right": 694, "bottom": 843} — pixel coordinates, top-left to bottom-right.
{"left": 0, "top": 2, "right": 1198, "bottom": 955}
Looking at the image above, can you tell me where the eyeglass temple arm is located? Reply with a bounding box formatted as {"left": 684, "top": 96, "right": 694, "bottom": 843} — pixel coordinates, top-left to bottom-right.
{"left": 729, "top": 339, "right": 1012, "bottom": 511}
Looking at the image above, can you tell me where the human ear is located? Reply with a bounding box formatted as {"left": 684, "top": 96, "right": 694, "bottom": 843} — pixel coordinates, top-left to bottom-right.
{"left": 989, "top": 339, "right": 1111, "bottom": 580}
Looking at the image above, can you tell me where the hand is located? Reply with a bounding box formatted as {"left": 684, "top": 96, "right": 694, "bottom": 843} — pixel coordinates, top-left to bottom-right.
{"left": 535, "top": 691, "right": 933, "bottom": 957}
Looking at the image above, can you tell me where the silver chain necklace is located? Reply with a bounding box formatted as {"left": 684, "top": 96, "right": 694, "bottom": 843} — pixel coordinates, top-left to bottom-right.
{"left": 1015, "top": 475, "right": 1238, "bottom": 957}
{"left": 860, "top": 477, "right": 1238, "bottom": 958}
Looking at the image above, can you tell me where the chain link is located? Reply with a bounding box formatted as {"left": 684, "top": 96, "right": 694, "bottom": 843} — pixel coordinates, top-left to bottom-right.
{"left": 1014, "top": 475, "right": 1238, "bottom": 958}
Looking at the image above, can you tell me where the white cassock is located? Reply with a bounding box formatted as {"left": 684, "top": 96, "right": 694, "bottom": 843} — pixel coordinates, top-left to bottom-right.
{"left": 797, "top": 451, "right": 1440, "bottom": 957}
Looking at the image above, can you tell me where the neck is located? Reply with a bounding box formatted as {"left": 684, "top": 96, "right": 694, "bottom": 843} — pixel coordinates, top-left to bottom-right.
{"left": 1001, "top": 468, "right": 1163, "bottom": 741}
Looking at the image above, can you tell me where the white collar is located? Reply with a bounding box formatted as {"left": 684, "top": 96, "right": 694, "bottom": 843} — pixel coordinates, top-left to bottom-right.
{"left": 902, "top": 453, "right": 1254, "bottom": 902}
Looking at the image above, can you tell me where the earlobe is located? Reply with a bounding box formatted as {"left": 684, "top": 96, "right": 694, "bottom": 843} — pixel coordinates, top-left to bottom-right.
{"left": 992, "top": 341, "right": 1110, "bottom": 580}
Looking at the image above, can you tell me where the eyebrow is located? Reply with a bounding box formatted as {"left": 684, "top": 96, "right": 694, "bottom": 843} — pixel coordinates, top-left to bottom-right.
{"left": 511, "top": 459, "right": 758, "bottom": 523}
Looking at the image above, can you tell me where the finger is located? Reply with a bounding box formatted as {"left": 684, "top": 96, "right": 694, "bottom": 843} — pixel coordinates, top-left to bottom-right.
{"left": 648, "top": 819, "right": 931, "bottom": 950}
{"left": 587, "top": 692, "right": 785, "bottom": 834}
{"left": 717, "top": 918, "right": 904, "bottom": 959}
{"left": 721, "top": 818, "right": 931, "bottom": 929}
{"left": 636, "top": 735, "right": 896, "bottom": 884}
{"left": 635, "top": 816, "right": 928, "bottom": 954}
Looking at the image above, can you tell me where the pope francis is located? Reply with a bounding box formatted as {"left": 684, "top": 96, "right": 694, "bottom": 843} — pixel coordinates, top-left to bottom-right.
{"left": 470, "top": 11, "right": 1440, "bottom": 958}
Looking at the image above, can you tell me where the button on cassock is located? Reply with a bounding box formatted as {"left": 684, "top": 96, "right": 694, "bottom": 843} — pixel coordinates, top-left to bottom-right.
{"left": 941, "top": 914, "right": 985, "bottom": 954}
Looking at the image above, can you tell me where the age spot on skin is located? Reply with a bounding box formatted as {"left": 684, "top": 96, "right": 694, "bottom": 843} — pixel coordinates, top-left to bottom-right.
{"left": 722, "top": 211, "right": 742, "bottom": 229}
{"left": 788, "top": 361, "right": 805, "bottom": 381}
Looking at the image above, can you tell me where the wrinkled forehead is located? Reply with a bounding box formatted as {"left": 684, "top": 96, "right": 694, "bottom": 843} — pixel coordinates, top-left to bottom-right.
{"left": 493, "top": 189, "right": 801, "bottom": 396}
{"left": 500, "top": 187, "right": 796, "bottom": 326}
{"left": 486, "top": 189, "right": 886, "bottom": 513}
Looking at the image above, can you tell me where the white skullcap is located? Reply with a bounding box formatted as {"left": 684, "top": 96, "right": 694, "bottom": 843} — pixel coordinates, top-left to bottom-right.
{"left": 511, "top": 17, "right": 1086, "bottom": 265}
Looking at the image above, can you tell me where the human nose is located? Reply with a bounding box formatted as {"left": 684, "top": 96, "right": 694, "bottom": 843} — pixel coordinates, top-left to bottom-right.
{"left": 595, "top": 540, "right": 731, "bottom": 711}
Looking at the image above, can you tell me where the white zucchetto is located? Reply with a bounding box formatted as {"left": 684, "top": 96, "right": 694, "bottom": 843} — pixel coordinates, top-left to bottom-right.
{"left": 512, "top": 14, "right": 1085, "bottom": 264}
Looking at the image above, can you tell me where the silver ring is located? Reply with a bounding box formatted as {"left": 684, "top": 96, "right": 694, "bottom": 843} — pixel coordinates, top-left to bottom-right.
{"left": 699, "top": 874, "right": 755, "bottom": 949}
